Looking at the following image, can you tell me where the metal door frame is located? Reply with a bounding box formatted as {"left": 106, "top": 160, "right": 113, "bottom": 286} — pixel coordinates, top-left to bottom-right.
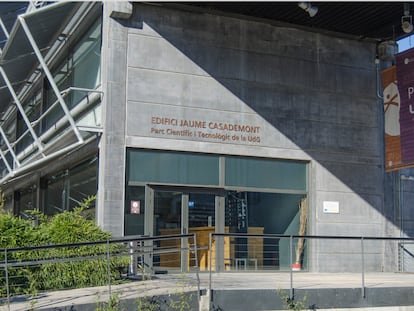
{"left": 145, "top": 184, "right": 225, "bottom": 272}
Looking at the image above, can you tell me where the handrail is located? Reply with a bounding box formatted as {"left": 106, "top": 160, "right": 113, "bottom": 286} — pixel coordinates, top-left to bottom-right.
{"left": 208, "top": 232, "right": 414, "bottom": 309}
{"left": 0, "top": 233, "right": 194, "bottom": 253}
{"left": 1, "top": 233, "right": 200, "bottom": 310}
{"left": 3, "top": 233, "right": 414, "bottom": 309}
{"left": 211, "top": 232, "right": 414, "bottom": 241}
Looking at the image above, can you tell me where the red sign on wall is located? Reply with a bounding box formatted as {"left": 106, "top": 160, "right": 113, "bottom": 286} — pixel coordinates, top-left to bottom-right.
{"left": 381, "top": 47, "right": 414, "bottom": 171}
{"left": 130, "top": 200, "right": 140, "bottom": 214}
{"left": 396, "top": 48, "right": 414, "bottom": 167}
{"left": 382, "top": 65, "right": 402, "bottom": 171}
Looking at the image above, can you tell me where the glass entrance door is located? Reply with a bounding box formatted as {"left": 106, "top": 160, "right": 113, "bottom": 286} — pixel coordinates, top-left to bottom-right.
{"left": 149, "top": 187, "right": 219, "bottom": 271}
{"left": 187, "top": 193, "right": 216, "bottom": 270}
{"left": 152, "top": 190, "right": 182, "bottom": 272}
{"left": 154, "top": 190, "right": 182, "bottom": 236}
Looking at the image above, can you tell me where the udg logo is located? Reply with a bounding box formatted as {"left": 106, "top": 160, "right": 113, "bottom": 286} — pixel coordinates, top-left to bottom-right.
{"left": 404, "top": 57, "right": 414, "bottom": 64}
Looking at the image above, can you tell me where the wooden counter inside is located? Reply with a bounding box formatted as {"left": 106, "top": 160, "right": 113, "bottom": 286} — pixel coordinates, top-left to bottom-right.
{"left": 159, "top": 226, "right": 263, "bottom": 270}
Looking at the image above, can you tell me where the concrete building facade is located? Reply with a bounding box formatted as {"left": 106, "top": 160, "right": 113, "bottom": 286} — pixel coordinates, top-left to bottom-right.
{"left": 0, "top": 2, "right": 409, "bottom": 273}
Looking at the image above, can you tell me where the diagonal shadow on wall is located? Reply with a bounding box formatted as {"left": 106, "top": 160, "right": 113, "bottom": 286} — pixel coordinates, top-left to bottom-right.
{"left": 126, "top": 4, "right": 398, "bottom": 235}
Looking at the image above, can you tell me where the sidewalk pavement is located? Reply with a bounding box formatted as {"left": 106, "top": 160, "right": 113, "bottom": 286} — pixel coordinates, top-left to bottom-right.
{"left": 2, "top": 272, "right": 414, "bottom": 311}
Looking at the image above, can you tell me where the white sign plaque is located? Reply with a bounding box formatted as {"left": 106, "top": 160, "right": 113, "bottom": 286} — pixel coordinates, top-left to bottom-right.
{"left": 323, "top": 201, "right": 339, "bottom": 214}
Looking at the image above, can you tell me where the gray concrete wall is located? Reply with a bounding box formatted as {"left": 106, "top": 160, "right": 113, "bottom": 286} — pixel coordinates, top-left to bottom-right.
{"left": 389, "top": 168, "right": 414, "bottom": 271}
{"left": 97, "top": 3, "right": 130, "bottom": 236}
{"left": 103, "top": 3, "right": 391, "bottom": 271}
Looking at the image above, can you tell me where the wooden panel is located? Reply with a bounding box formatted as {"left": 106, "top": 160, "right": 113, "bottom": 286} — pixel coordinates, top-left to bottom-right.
{"left": 158, "top": 226, "right": 264, "bottom": 270}
{"left": 158, "top": 228, "right": 182, "bottom": 268}
{"left": 247, "top": 227, "right": 264, "bottom": 267}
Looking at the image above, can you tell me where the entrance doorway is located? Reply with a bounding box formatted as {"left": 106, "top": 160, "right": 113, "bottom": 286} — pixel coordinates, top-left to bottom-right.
{"left": 126, "top": 150, "right": 308, "bottom": 272}
{"left": 145, "top": 186, "right": 225, "bottom": 272}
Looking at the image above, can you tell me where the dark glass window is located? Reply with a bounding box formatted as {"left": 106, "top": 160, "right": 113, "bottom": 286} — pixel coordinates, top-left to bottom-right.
{"left": 127, "top": 149, "right": 220, "bottom": 186}
{"left": 43, "top": 17, "right": 102, "bottom": 132}
{"left": 44, "top": 157, "right": 98, "bottom": 216}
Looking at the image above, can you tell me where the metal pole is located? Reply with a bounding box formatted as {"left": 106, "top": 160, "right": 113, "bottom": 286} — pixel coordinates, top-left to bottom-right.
{"left": 5, "top": 249, "right": 10, "bottom": 311}
{"left": 106, "top": 239, "right": 111, "bottom": 297}
{"left": 140, "top": 240, "right": 144, "bottom": 280}
{"left": 209, "top": 233, "right": 213, "bottom": 310}
{"left": 129, "top": 240, "right": 136, "bottom": 276}
{"left": 289, "top": 235, "right": 293, "bottom": 299}
{"left": 18, "top": 16, "right": 84, "bottom": 144}
{"left": 361, "top": 237, "right": 366, "bottom": 298}
{"left": 193, "top": 233, "right": 201, "bottom": 302}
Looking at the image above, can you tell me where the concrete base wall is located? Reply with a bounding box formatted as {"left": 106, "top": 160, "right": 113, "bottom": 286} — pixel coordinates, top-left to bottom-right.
{"left": 34, "top": 288, "right": 414, "bottom": 311}
{"left": 212, "top": 288, "right": 414, "bottom": 311}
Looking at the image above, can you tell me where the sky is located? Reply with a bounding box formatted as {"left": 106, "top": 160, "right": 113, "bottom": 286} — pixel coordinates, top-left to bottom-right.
{"left": 398, "top": 35, "right": 414, "bottom": 52}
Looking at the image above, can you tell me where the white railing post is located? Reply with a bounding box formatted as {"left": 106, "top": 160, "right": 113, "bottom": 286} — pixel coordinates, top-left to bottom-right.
{"left": 4, "top": 248, "right": 10, "bottom": 311}
{"left": 361, "top": 237, "right": 366, "bottom": 298}
{"left": 289, "top": 235, "right": 294, "bottom": 299}
{"left": 106, "top": 238, "right": 111, "bottom": 296}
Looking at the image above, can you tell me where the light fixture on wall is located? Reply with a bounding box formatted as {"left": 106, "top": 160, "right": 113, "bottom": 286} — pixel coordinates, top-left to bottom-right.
{"left": 298, "top": 2, "right": 318, "bottom": 18}
{"left": 402, "top": 3, "right": 413, "bottom": 34}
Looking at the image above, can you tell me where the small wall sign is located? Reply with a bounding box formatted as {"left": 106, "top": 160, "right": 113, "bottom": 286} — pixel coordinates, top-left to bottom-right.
{"left": 130, "top": 200, "right": 141, "bottom": 214}
{"left": 323, "top": 201, "right": 339, "bottom": 214}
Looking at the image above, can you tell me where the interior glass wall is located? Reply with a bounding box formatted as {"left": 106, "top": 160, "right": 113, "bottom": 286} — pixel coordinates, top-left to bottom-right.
{"left": 225, "top": 191, "right": 306, "bottom": 270}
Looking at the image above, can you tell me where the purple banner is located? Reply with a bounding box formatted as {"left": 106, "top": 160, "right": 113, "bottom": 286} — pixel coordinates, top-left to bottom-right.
{"left": 396, "top": 48, "right": 414, "bottom": 165}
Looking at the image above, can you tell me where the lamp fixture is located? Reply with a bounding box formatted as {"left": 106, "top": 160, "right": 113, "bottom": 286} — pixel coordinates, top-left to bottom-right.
{"left": 402, "top": 3, "right": 413, "bottom": 34}
{"left": 298, "top": 2, "right": 318, "bottom": 18}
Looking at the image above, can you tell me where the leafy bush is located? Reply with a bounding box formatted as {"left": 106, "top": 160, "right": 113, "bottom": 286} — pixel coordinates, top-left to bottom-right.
{"left": 0, "top": 196, "right": 129, "bottom": 296}
{"left": 0, "top": 213, "right": 40, "bottom": 295}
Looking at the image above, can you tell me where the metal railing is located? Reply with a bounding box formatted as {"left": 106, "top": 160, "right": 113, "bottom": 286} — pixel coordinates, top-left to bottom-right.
{"left": 3, "top": 232, "right": 414, "bottom": 310}
{"left": 398, "top": 241, "right": 414, "bottom": 272}
{"left": 208, "top": 233, "right": 414, "bottom": 300}
{"left": 0, "top": 234, "right": 199, "bottom": 310}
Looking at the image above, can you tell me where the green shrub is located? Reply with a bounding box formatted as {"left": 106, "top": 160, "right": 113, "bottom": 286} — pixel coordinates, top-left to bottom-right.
{"left": 0, "top": 196, "right": 128, "bottom": 296}
{"left": 0, "top": 212, "right": 40, "bottom": 296}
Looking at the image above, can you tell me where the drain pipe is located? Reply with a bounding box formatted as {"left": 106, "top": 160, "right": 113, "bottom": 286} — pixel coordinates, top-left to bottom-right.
{"left": 375, "top": 58, "right": 384, "bottom": 100}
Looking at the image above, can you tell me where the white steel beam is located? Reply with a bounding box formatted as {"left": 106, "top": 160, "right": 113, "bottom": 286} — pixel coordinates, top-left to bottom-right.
{"left": 0, "top": 148, "right": 12, "bottom": 175}
{"left": 18, "top": 15, "right": 84, "bottom": 144}
{"left": 0, "top": 66, "right": 44, "bottom": 153}
{"left": 0, "top": 125, "right": 20, "bottom": 167}
{"left": 0, "top": 17, "right": 9, "bottom": 40}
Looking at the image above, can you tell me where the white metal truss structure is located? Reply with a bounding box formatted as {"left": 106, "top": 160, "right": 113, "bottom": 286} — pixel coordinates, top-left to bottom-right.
{"left": 0, "top": 2, "right": 103, "bottom": 185}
